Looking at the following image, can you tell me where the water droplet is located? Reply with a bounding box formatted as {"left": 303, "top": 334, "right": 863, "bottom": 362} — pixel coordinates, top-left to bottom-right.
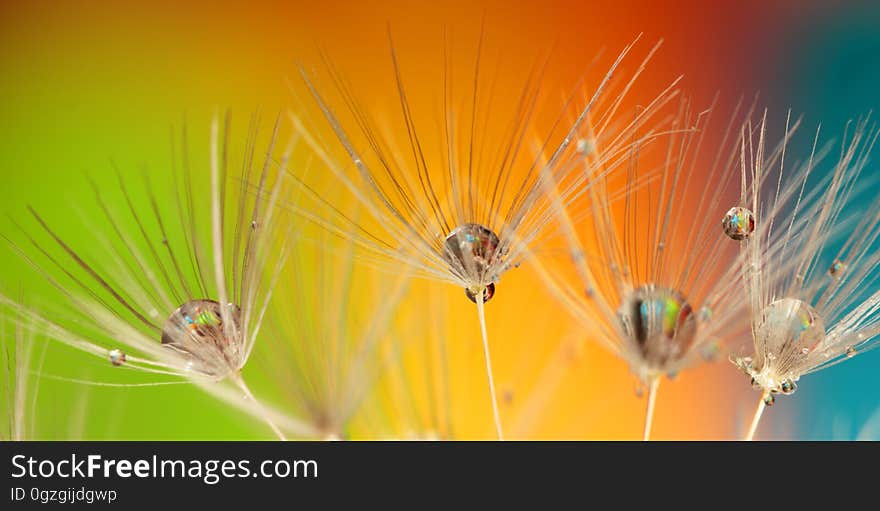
{"left": 763, "top": 393, "right": 776, "bottom": 406}
{"left": 250, "top": 220, "right": 258, "bottom": 230}
{"left": 465, "top": 284, "right": 495, "bottom": 304}
{"left": 722, "top": 206, "right": 755, "bottom": 240}
{"left": 846, "top": 346, "right": 856, "bottom": 358}
{"left": 443, "top": 224, "right": 502, "bottom": 302}
{"left": 108, "top": 349, "right": 126, "bottom": 366}
{"left": 780, "top": 379, "right": 797, "bottom": 395}
{"left": 617, "top": 285, "right": 696, "bottom": 368}
{"left": 755, "top": 298, "right": 825, "bottom": 361}
{"left": 634, "top": 380, "right": 646, "bottom": 398}
{"left": 161, "top": 299, "right": 242, "bottom": 377}
{"left": 576, "top": 139, "right": 594, "bottom": 155}
{"left": 828, "top": 260, "right": 846, "bottom": 277}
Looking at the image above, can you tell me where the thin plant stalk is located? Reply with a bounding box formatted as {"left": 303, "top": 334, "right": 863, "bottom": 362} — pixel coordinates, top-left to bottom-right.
{"left": 231, "top": 374, "right": 287, "bottom": 441}
{"left": 476, "top": 295, "right": 502, "bottom": 440}
{"left": 744, "top": 391, "right": 769, "bottom": 441}
{"left": 643, "top": 377, "right": 660, "bottom": 441}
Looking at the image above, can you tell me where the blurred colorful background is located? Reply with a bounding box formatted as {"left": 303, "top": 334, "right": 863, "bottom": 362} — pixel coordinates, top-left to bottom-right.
{"left": 1, "top": 0, "right": 879, "bottom": 440}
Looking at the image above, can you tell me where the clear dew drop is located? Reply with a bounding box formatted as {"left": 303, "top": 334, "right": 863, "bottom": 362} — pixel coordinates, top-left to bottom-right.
{"left": 763, "top": 393, "right": 776, "bottom": 407}
{"left": 442, "top": 223, "right": 502, "bottom": 303}
{"left": 617, "top": 285, "right": 697, "bottom": 368}
{"left": 108, "top": 349, "right": 126, "bottom": 367}
{"left": 780, "top": 379, "right": 797, "bottom": 395}
{"left": 755, "top": 298, "right": 825, "bottom": 360}
{"left": 576, "top": 138, "right": 595, "bottom": 155}
{"left": 846, "top": 346, "right": 856, "bottom": 358}
{"left": 722, "top": 206, "right": 755, "bottom": 241}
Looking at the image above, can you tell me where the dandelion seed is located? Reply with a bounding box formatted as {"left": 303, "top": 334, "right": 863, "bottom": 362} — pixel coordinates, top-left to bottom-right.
{"left": 1, "top": 113, "right": 311, "bottom": 439}
{"left": 532, "top": 96, "right": 759, "bottom": 440}
{"left": 288, "top": 31, "right": 681, "bottom": 439}
{"left": 730, "top": 111, "right": 880, "bottom": 441}
{"left": 253, "top": 239, "right": 416, "bottom": 440}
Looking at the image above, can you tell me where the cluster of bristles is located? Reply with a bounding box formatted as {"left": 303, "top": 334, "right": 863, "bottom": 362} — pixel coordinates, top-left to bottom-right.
{"left": 3, "top": 34, "right": 879, "bottom": 442}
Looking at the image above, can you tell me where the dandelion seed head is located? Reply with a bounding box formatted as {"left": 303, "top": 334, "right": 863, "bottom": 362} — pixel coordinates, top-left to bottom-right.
{"left": 617, "top": 285, "right": 697, "bottom": 373}
{"left": 722, "top": 206, "right": 755, "bottom": 241}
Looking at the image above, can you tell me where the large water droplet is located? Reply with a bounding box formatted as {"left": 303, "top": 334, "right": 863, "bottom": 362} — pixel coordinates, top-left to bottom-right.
{"left": 617, "top": 285, "right": 697, "bottom": 368}
{"left": 443, "top": 223, "right": 502, "bottom": 301}
{"left": 161, "top": 299, "right": 241, "bottom": 377}
{"left": 755, "top": 298, "right": 825, "bottom": 360}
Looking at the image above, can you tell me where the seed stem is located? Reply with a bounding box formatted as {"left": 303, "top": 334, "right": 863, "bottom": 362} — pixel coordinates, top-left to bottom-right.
{"left": 643, "top": 377, "right": 660, "bottom": 441}
{"left": 232, "top": 374, "right": 287, "bottom": 441}
{"left": 476, "top": 295, "right": 503, "bottom": 440}
{"left": 744, "top": 390, "right": 769, "bottom": 441}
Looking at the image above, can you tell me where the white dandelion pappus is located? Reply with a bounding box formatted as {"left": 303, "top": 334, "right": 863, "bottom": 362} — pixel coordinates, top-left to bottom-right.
{"left": 0, "top": 314, "right": 95, "bottom": 440}
{"left": 286, "top": 31, "right": 681, "bottom": 439}
{"left": 251, "top": 235, "right": 413, "bottom": 440}
{"left": 530, "top": 97, "right": 760, "bottom": 440}
{"left": 0, "top": 113, "right": 311, "bottom": 439}
{"left": 1, "top": 317, "right": 42, "bottom": 440}
{"left": 730, "top": 112, "right": 880, "bottom": 441}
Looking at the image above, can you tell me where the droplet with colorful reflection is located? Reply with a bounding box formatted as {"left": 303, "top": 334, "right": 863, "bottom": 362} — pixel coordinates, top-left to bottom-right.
{"left": 465, "top": 283, "right": 495, "bottom": 304}
{"left": 722, "top": 206, "right": 755, "bottom": 240}
{"left": 161, "top": 299, "right": 241, "bottom": 376}
{"left": 756, "top": 298, "right": 825, "bottom": 359}
{"left": 617, "top": 285, "right": 697, "bottom": 369}
{"left": 828, "top": 260, "right": 846, "bottom": 277}
{"left": 442, "top": 223, "right": 502, "bottom": 302}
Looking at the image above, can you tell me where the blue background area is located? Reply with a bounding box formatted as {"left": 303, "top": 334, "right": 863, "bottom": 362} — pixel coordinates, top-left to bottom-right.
{"left": 764, "top": 2, "right": 880, "bottom": 440}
